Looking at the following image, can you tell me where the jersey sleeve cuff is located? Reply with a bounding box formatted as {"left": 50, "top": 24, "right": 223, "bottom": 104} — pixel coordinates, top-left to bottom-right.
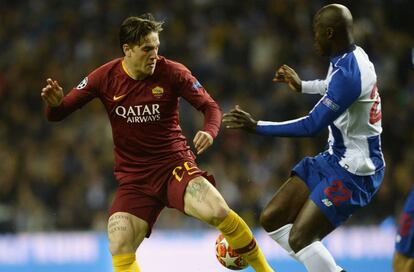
{"left": 301, "top": 81, "right": 314, "bottom": 94}
{"left": 301, "top": 80, "right": 327, "bottom": 95}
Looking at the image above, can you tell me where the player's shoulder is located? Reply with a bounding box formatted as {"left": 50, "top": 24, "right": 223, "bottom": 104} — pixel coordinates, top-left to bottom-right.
{"left": 334, "top": 46, "right": 373, "bottom": 72}
{"left": 90, "top": 58, "right": 123, "bottom": 77}
{"left": 331, "top": 50, "right": 361, "bottom": 82}
{"left": 156, "top": 56, "right": 191, "bottom": 75}
{"left": 334, "top": 46, "right": 376, "bottom": 87}
{"left": 76, "top": 58, "right": 122, "bottom": 90}
{"left": 327, "top": 51, "right": 362, "bottom": 97}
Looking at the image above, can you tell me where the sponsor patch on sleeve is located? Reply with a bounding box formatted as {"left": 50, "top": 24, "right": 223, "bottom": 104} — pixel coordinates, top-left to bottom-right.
{"left": 322, "top": 97, "right": 340, "bottom": 111}
{"left": 76, "top": 77, "right": 88, "bottom": 89}
{"left": 192, "top": 80, "right": 203, "bottom": 91}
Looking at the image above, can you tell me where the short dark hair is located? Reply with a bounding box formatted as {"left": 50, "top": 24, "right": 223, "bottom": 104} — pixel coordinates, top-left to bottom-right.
{"left": 119, "top": 13, "right": 163, "bottom": 54}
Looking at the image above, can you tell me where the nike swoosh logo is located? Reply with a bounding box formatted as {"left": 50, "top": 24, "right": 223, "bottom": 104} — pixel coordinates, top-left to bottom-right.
{"left": 113, "top": 94, "right": 126, "bottom": 101}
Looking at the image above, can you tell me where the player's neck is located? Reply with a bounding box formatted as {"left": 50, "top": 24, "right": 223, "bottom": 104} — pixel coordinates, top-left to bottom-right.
{"left": 330, "top": 42, "right": 356, "bottom": 59}
{"left": 122, "top": 59, "right": 147, "bottom": 80}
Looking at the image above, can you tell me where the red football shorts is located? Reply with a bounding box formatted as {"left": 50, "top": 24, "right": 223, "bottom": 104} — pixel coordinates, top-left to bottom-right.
{"left": 109, "top": 153, "right": 216, "bottom": 237}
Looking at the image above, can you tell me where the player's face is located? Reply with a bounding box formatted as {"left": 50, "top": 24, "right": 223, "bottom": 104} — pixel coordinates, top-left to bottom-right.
{"left": 313, "top": 20, "right": 330, "bottom": 57}
{"left": 130, "top": 32, "right": 160, "bottom": 77}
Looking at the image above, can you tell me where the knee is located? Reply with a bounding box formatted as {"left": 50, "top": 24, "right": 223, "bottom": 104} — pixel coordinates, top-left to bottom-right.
{"left": 109, "top": 241, "right": 130, "bottom": 256}
{"left": 260, "top": 206, "right": 284, "bottom": 232}
{"left": 208, "top": 203, "right": 230, "bottom": 227}
{"left": 109, "top": 230, "right": 139, "bottom": 255}
{"left": 107, "top": 214, "right": 147, "bottom": 256}
{"left": 288, "top": 227, "right": 312, "bottom": 253}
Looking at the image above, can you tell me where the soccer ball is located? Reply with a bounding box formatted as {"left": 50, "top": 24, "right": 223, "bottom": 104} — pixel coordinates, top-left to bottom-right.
{"left": 215, "top": 234, "right": 249, "bottom": 270}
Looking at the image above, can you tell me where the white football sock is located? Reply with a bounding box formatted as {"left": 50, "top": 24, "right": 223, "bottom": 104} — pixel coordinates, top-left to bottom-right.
{"left": 296, "top": 241, "right": 343, "bottom": 272}
{"left": 268, "top": 224, "right": 297, "bottom": 259}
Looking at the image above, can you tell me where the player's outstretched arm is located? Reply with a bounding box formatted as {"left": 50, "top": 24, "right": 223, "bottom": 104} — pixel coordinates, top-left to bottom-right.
{"left": 222, "top": 105, "right": 257, "bottom": 133}
{"left": 41, "top": 78, "right": 64, "bottom": 107}
{"left": 273, "top": 64, "right": 302, "bottom": 93}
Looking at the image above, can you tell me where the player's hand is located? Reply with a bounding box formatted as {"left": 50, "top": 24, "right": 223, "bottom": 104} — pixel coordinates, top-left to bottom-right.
{"left": 222, "top": 105, "right": 257, "bottom": 133}
{"left": 273, "top": 64, "right": 302, "bottom": 92}
{"left": 193, "top": 131, "right": 213, "bottom": 155}
{"left": 41, "top": 78, "right": 64, "bottom": 107}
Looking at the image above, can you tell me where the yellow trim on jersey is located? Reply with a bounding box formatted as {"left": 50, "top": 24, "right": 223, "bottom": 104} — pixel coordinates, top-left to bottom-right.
{"left": 121, "top": 60, "right": 135, "bottom": 79}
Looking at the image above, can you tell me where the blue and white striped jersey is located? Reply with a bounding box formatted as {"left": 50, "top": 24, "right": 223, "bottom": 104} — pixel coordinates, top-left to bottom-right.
{"left": 257, "top": 45, "right": 385, "bottom": 176}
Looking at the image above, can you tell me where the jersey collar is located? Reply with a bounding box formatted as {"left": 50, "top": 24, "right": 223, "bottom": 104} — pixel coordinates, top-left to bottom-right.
{"left": 330, "top": 44, "right": 356, "bottom": 65}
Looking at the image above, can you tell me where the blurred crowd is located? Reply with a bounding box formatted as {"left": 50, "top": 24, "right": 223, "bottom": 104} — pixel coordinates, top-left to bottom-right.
{"left": 0, "top": 0, "right": 413, "bottom": 233}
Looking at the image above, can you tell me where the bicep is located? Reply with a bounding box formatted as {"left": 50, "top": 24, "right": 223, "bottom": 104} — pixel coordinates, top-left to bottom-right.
{"left": 308, "top": 79, "right": 361, "bottom": 129}
{"left": 176, "top": 71, "right": 212, "bottom": 109}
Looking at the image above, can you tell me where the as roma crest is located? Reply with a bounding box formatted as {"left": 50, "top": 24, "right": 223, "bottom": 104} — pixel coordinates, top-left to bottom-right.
{"left": 151, "top": 86, "right": 164, "bottom": 98}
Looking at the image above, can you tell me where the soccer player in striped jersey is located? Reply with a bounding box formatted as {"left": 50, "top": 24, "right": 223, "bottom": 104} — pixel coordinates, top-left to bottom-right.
{"left": 41, "top": 13, "right": 273, "bottom": 272}
{"left": 394, "top": 187, "right": 414, "bottom": 272}
{"left": 223, "top": 4, "right": 385, "bottom": 272}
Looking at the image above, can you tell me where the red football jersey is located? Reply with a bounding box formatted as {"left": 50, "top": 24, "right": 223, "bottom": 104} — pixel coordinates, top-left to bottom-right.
{"left": 45, "top": 56, "right": 222, "bottom": 180}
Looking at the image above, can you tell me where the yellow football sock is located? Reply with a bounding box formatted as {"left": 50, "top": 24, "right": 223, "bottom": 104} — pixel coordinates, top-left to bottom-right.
{"left": 217, "top": 210, "right": 274, "bottom": 272}
{"left": 112, "top": 253, "right": 140, "bottom": 272}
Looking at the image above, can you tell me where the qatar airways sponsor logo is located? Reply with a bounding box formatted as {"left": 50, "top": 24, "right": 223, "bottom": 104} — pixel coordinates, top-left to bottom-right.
{"left": 115, "top": 104, "right": 160, "bottom": 123}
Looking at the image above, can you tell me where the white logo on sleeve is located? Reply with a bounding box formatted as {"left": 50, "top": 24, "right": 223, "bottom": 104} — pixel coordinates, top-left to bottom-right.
{"left": 322, "top": 199, "right": 333, "bottom": 207}
{"left": 76, "top": 77, "right": 88, "bottom": 89}
{"left": 322, "top": 97, "right": 339, "bottom": 111}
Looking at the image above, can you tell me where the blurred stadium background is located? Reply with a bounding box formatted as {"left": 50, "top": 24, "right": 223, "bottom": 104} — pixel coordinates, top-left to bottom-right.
{"left": 0, "top": 0, "right": 413, "bottom": 271}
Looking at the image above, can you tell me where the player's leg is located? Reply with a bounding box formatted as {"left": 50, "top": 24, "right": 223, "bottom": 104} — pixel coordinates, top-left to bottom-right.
{"left": 260, "top": 154, "right": 323, "bottom": 260}
{"left": 108, "top": 212, "right": 147, "bottom": 272}
{"left": 265, "top": 153, "right": 353, "bottom": 272}
{"left": 259, "top": 175, "right": 310, "bottom": 258}
{"left": 259, "top": 174, "right": 342, "bottom": 272}
{"left": 183, "top": 176, "right": 274, "bottom": 272}
{"left": 288, "top": 198, "right": 343, "bottom": 272}
{"left": 108, "top": 181, "right": 164, "bottom": 272}
{"left": 287, "top": 159, "right": 385, "bottom": 272}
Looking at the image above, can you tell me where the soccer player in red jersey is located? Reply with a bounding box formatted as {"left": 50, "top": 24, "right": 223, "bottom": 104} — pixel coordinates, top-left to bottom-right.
{"left": 41, "top": 14, "right": 273, "bottom": 272}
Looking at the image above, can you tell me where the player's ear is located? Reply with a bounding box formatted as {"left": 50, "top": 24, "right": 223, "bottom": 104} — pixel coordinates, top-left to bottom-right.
{"left": 123, "top": 44, "right": 131, "bottom": 57}
{"left": 326, "top": 27, "right": 334, "bottom": 39}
